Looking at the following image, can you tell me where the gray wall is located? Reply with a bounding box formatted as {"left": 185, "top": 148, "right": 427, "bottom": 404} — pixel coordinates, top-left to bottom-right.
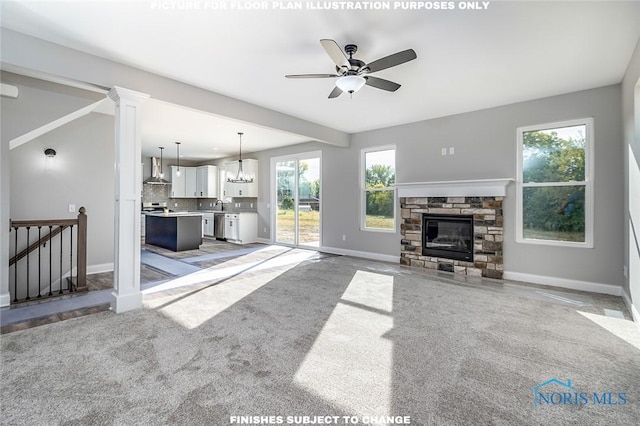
{"left": 253, "top": 85, "right": 624, "bottom": 287}
{"left": 0, "top": 72, "right": 104, "bottom": 142}
{"left": 2, "top": 72, "right": 116, "bottom": 272}
{"left": 9, "top": 112, "right": 115, "bottom": 269}
{"left": 622, "top": 37, "right": 640, "bottom": 313}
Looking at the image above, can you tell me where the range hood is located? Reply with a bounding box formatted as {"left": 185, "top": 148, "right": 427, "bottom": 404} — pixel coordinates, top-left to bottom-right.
{"left": 144, "top": 157, "right": 170, "bottom": 185}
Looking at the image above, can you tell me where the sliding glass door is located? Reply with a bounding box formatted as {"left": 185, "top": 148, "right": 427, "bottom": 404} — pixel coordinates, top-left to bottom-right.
{"left": 273, "top": 152, "right": 321, "bottom": 247}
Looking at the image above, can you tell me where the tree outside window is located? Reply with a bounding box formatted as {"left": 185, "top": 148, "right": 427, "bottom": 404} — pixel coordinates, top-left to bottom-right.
{"left": 517, "top": 118, "right": 593, "bottom": 246}
{"left": 363, "top": 148, "right": 396, "bottom": 230}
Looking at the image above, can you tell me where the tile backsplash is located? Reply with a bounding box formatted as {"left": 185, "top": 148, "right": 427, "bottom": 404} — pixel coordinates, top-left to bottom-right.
{"left": 142, "top": 184, "right": 170, "bottom": 203}
{"left": 142, "top": 183, "right": 256, "bottom": 212}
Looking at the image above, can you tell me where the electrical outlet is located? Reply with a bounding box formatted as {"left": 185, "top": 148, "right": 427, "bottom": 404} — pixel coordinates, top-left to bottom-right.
{"left": 209, "top": 202, "right": 213, "bottom": 207}
{"left": 449, "top": 147, "right": 455, "bottom": 155}
{"left": 68, "top": 204, "right": 76, "bottom": 213}
{"left": 623, "top": 265, "right": 628, "bottom": 278}
{"left": 174, "top": 203, "right": 178, "bottom": 207}
{"left": 441, "top": 148, "right": 447, "bottom": 156}
{"left": 199, "top": 202, "right": 202, "bottom": 207}
{"left": 251, "top": 203, "right": 254, "bottom": 208}
{"left": 264, "top": 227, "right": 267, "bottom": 233}
{"left": 342, "top": 234, "right": 346, "bottom": 241}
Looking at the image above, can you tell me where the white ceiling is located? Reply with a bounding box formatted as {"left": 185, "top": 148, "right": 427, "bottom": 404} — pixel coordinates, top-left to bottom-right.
{"left": 2, "top": 1, "right": 640, "bottom": 160}
{"left": 141, "top": 100, "right": 310, "bottom": 160}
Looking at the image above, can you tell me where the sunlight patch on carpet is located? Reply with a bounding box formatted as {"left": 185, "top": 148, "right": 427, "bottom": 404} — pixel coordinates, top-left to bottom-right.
{"left": 577, "top": 311, "right": 640, "bottom": 351}
{"left": 294, "top": 270, "right": 394, "bottom": 416}
{"left": 143, "top": 248, "right": 316, "bottom": 329}
{"left": 142, "top": 245, "right": 288, "bottom": 294}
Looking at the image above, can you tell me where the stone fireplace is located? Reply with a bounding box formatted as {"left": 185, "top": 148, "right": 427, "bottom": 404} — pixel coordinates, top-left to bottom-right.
{"left": 397, "top": 179, "right": 511, "bottom": 279}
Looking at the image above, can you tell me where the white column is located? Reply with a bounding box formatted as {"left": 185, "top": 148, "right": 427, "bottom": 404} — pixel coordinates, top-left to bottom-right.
{"left": 108, "top": 87, "right": 149, "bottom": 313}
{"left": 0, "top": 126, "right": 11, "bottom": 307}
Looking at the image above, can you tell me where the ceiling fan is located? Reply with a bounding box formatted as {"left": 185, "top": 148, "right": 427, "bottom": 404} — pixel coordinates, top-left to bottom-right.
{"left": 285, "top": 39, "right": 417, "bottom": 98}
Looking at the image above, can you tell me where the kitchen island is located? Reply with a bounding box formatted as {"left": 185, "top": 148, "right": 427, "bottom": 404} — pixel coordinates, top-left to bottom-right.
{"left": 145, "top": 212, "right": 202, "bottom": 251}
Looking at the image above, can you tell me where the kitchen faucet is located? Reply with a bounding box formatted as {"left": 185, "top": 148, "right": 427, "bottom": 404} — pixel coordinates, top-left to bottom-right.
{"left": 215, "top": 199, "right": 224, "bottom": 211}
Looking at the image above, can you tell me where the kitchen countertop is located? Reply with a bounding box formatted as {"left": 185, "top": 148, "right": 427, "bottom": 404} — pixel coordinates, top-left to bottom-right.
{"left": 198, "top": 210, "right": 257, "bottom": 214}
{"left": 143, "top": 210, "right": 257, "bottom": 215}
{"left": 144, "top": 211, "right": 203, "bottom": 217}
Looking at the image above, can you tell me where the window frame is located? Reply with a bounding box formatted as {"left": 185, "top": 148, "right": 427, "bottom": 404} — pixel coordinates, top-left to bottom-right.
{"left": 516, "top": 117, "right": 594, "bottom": 248}
{"left": 360, "top": 145, "right": 397, "bottom": 233}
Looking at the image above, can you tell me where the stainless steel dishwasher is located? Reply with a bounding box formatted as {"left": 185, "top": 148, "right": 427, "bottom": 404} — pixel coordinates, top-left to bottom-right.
{"left": 214, "top": 212, "right": 226, "bottom": 240}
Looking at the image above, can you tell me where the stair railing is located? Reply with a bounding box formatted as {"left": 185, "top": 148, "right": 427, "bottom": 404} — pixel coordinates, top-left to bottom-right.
{"left": 8, "top": 207, "right": 87, "bottom": 304}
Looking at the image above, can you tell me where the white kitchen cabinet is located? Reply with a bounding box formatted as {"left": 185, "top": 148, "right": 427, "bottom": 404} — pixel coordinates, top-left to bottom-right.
{"left": 223, "top": 159, "right": 258, "bottom": 198}
{"left": 202, "top": 213, "right": 215, "bottom": 237}
{"left": 196, "top": 165, "right": 218, "bottom": 198}
{"left": 185, "top": 167, "right": 197, "bottom": 198}
{"left": 224, "top": 212, "right": 257, "bottom": 244}
{"left": 170, "top": 166, "right": 197, "bottom": 198}
{"left": 170, "top": 165, "right": 186, "bottom": 198}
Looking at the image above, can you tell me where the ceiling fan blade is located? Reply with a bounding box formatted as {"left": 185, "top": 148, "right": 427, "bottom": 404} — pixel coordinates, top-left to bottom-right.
{"left": 320, "top": 39, "right": 349, "bottom": 69}
{"left": 366, "top": 49, "right": 417, "bottom": 73}
{"left": 365, "top": 76, "right": 401, "bottom": 92}
{"left": 286, "top": 74, "right": 340, "bottom": 78}
{"left": 328, "top": 86, "right": 342, "bottom": 98}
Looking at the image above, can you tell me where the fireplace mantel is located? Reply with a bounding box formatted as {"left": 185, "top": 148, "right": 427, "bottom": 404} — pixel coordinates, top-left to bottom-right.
{"left": 396, "top": 178, "right": 514, "bottom": 197}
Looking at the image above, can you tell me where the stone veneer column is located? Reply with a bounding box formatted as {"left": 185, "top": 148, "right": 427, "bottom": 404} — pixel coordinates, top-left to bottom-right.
{"left": 108, "top": 87, "right": 149, "bottom": 313}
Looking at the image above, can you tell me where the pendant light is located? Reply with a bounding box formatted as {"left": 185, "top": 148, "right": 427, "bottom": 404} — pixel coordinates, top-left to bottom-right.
{"left": 227, "top": 132, "right": 254, "bottom": 183}
{"left": 175, "top": 141, "right": 181, "bottom": 177}
{"left": 159, "top": 146, "right": 165, "bottom": 179}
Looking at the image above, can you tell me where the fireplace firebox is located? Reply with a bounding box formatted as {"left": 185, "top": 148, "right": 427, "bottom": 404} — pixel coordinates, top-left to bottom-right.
{"left": 422, "top": 214, "right": 474, "bottom": 261}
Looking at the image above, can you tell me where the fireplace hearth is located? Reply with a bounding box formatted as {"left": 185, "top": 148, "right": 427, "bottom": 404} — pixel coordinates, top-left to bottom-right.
{"left": 422, "top": 214, "right": 473, "bottom": 261}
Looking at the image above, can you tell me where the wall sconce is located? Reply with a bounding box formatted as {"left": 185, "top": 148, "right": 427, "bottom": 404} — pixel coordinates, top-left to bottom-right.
{"left": 44, "top": 148, "right": 56, "bottom": 172}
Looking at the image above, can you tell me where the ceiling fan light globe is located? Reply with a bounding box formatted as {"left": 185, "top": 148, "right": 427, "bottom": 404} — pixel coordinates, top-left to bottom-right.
{"left": 336, "top": 75, "right": 366, "bottom": 94}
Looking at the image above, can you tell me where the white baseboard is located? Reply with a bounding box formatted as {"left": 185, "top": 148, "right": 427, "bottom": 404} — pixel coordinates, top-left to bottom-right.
{"left": 251, "top": 239, "right": 399, "bottom": 263}
{"left": 622, "top": 290, "right": 640, "bottom": 326}
{"left": 632, "top": 305, "right": 640, "bottom": 327}
{"left": 503, "top": 271, "right": 623, "bottom": 296}
{"left": 320, "top": 246, "right": 399, "bottom": 263}
{"left": 0, "top": 292, "right": 11, "bottom": 308}
{"left": 88, "top": 263, "right": 114, "bottom": 275}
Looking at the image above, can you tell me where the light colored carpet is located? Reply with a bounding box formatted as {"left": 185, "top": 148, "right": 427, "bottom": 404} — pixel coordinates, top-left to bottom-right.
{"left": 1, "top": 249, "right": 639, "bottom": 425}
